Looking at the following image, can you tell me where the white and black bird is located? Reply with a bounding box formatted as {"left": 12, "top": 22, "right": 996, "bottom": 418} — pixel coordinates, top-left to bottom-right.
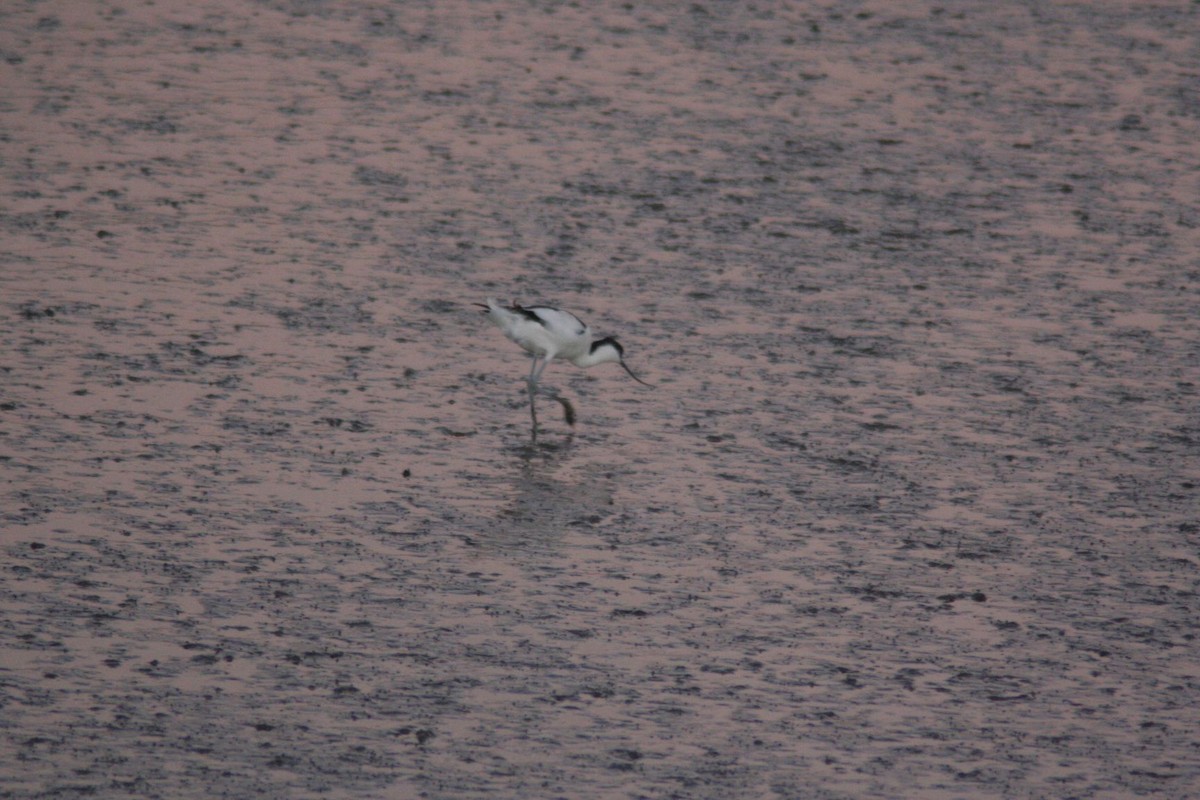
{"left": 476, "top": 298, "right": 652, "bottom": 438}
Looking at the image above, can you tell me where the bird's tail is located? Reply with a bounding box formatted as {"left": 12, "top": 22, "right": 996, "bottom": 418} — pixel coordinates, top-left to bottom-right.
{"left": 474, "top": 298, "right": 502, "bottom": 314}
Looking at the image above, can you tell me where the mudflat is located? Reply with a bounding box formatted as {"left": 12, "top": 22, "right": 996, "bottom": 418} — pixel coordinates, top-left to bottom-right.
{"left": 3, "top": 2, "right": 1197, "bottom": 798}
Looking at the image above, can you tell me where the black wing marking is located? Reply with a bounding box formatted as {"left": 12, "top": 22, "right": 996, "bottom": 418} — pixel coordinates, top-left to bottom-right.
{"left": 512, "top": 303, "right": 551, "bottom": 325}
{"left": 519, "top": 304, "right": 587, "bottom": 335}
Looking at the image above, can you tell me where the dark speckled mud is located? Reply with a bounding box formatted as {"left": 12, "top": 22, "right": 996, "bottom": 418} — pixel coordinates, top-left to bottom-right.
{"left": 3, "top": 2, "right": 1198, "bottom": 798}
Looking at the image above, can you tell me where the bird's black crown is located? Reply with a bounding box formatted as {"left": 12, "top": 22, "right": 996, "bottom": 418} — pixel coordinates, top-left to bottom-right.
{"left": 590, "top": 336, "right": 624, "bottom": 356}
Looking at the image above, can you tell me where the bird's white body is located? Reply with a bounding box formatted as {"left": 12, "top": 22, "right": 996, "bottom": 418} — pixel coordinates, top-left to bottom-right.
{"left": 478, "top": 298, "right": 651, "bottom": 438}
{"left": 482, "top": 299, "right": 611, "bottom": 368}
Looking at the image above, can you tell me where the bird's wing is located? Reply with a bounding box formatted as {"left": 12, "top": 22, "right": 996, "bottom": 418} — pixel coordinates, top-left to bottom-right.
{"left": 520, "top": 305, "right": 587, "bottom": 337}
{"left": 511, "top": 303, "right": 543, "bottom": 323}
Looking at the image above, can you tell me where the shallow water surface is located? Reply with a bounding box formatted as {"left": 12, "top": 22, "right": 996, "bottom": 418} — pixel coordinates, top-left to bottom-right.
{"left": 3, "top": 1, "right": 1198, "bottom": 798}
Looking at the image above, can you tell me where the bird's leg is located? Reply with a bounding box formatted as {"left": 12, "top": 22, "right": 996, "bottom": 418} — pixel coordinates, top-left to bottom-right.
{"left": 554, "top": 394, "right": 576, "bottom": 426}
{"left": 528, "top": 387, "right": 540, "bottom": 441}
{"left": 526, "top": 357, "right": 561, "bottom": 440}
{"left": 531, "top": 357, "right": 551, "bottom": 386}
{"left": 527, "top": 357, "right": 542, "bottom": 440}
{"left": 527, "top": 358, "right": 574, "bottom": 427}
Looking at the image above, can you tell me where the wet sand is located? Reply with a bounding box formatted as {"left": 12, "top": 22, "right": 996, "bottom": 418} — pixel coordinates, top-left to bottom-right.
{"left": 3, "top": 1, "right": 1198, "bottom": 797}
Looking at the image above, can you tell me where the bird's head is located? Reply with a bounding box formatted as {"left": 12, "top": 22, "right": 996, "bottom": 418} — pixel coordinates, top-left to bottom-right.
{"left": 590, "top": 337, "right": 654, "bottom": 386}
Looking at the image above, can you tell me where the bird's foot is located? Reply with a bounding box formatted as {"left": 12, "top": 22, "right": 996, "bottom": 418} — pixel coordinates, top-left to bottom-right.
{"left": 554, "top": 395, "right": 576, "bottom": 426}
